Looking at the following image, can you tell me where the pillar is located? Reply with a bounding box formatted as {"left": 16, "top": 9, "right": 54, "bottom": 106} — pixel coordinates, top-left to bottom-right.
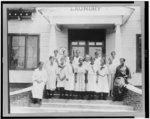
{"left": 115, "top": 24, "right": 122, "bottom": 59}
{"left": 49, "top": 16, "right": 57, "bottom": 56}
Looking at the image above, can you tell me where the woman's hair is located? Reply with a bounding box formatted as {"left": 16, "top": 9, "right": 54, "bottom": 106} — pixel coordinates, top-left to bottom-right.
{"left": 120, "top": 58, "right": 126, "bottom": 62}
{"left": 38, "top": 61, "right": 43, "bottom": 67}
{"left": 49, "top": 56, "right": 53, "bottom": 60}
{"left": 101, "top": 57, "right": 106, "bottom": 64}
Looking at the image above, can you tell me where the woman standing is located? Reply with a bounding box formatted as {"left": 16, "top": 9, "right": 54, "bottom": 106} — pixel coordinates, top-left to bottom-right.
{"left": 86, "top": 57, "right": 97, "bottom": 100}
{"left": 31, "top": 62, "right": 47, "bottom": 105}
{"left": 96, "top": 58, "right": 109, "bottom": 100}
{"left": 65, "top": 57, "right": 75, "bottom": 99}
{"left": 45, "top": 56, "right": 58, "bottom": 98}
{"left": 74, "top": 57, "right": 87, "bottom": 99}
{"left": 57, "top": 57, "right": 67, "bottom": 99}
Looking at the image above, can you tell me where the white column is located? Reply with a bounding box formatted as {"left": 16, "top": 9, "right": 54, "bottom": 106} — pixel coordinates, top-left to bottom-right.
{"left": 115, "top": 24, "right": 122, "bottom": 59}
{"left": 49, "top": 15, "right": 57, "bottom": 56}
{"left": 49, "top": 23, "right": 57, "bottom": 56}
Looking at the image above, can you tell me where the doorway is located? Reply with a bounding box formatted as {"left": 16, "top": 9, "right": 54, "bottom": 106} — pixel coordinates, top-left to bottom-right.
{"left": 68, "top": 29, "right": 106, "bottom": 57}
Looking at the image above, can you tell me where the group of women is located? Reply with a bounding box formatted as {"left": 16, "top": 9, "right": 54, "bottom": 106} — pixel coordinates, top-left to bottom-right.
{"left": 31, "top": 49, "right": 131, "bottom": 105}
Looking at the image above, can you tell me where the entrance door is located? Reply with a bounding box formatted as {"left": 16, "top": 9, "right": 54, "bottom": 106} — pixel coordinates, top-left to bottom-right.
{"left": 69, "top": 29, "right": 106, "bottom": 58}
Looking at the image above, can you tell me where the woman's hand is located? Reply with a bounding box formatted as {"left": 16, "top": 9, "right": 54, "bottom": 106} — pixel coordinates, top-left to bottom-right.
{"left": 96, "top": 79, "right": 98, "bottom": 84}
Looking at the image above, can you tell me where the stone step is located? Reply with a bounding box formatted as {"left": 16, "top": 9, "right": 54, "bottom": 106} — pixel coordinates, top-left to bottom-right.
{"left": 11, "top": 106, "right": 135, "bottom": 113}
{"left": 42, "top": 99, "right": 124, "bottom": 105}
{"left": 42, "top": 102, "right": 133, "bottom": 111}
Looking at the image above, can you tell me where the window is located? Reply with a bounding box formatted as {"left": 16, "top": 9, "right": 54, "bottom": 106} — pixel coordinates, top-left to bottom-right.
{"left": 136, "top": 34, "right": 142, "bottom": 72}
{"left": 8, "top": 34, "right": 39, "bottom": 70}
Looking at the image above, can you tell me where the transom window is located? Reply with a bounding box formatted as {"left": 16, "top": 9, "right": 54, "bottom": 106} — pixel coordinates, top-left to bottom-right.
{"left": 8, "top": 34, "right": 39, "bottom": 70}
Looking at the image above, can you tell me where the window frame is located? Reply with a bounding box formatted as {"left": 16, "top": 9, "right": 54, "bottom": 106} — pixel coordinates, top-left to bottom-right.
{"left": 8, "top": 33, "right": 40, "bottom": 70}
{"left": 136, "top": 34, "right": 142, "bottom": 73}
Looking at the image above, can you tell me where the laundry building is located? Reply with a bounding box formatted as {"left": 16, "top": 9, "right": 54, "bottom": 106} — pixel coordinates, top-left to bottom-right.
{"left": 8, "top": 6, "right": 142, "bottom": 86}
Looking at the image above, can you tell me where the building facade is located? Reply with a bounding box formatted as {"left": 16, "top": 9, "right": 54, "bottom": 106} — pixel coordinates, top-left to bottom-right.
{"left": 8, "top": 6, "right": 142, "bottom": 86}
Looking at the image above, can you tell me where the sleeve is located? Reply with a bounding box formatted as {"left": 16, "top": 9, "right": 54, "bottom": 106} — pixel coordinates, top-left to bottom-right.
{"left": 43, "top": 70, "right": 48, "bottom": 83}
{"left": 105, "top": 66, "right": 109, "bottom": 75}
{"left": 126, "top": 66, "right": 132, "bottom": 78}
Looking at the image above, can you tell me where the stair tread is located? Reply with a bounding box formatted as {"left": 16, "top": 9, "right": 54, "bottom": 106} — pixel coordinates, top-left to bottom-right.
{"left": 11, "top": 106, "right": 135, "bottom": 113}
{"left": 42, "top": 102, "right": 132, "bottom": 108}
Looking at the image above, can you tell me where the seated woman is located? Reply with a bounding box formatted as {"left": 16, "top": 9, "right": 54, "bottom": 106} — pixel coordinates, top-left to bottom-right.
{"left": 31, "top": 62, "right": 47, "bottom": 106}
{"left": 113, "top": 58, "right": 131, "bottom": 101}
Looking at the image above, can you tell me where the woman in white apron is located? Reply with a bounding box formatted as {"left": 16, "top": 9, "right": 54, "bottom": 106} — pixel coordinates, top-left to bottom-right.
{"left": 74, "top": 57, "right": 87, "bottom": 99}
{"left": 87, "top": 57, "right": 97, "bottom": 100}
{"left": 45, "top": 56, "right": 58, "bottom": 98}
{"left": 32, "top": 62, "right": 47, "bottom": 105}
{"left": 65, "top": 57, "right": 75, "bottom": 99}
{"left": 107, "top": 57, "right": 114, "bottom": 96}
{"left": 83, "top": 54, "right": 91, "bottom": 93}
{"left": 57, "top": 57, "right": 67, "bottom": 99}
{"left": 96, "top": 58, "right": 109, "bottom": 100}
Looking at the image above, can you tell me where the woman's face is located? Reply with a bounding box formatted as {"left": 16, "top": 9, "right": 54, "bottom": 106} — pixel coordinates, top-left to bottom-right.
{"left": 100, "top": 59, "right": 105, "bottom": 65}
{"left": 50, "top": 58, "right": 54, "bottom": 64}
{"left": 79, "top": 58, "right": 83, "bottom": 65}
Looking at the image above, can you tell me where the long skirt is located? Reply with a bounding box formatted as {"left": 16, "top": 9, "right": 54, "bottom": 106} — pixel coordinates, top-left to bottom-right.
{"left": 96, "top": 76, "right": 109, "bottom": 93}
{"left": 57, "top": 78, "right": 65, "bottom": 88}
{"left": 65, "top": 74, "right": 75, "bottom": 91}
{"left": 32, "top": 81, "right": 45, "bottom": 99}
{"left": 87, "top": 74, "right": 97, "bottom": 92}
{"left": 75, "top": 74, "right": 85, "bottom": 92}
{"left": 46, "top": 76, "right": 57, "bottom": 91}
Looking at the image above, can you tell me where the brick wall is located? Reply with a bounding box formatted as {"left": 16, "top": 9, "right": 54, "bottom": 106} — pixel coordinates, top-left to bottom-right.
{"left": 123, "top": 87, "right": 143, "bottom": 111}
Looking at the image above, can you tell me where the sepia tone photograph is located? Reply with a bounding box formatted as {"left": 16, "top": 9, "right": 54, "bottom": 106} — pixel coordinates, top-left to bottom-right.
{"left": 2, "top": 1, "right": 146, "bottom": 117}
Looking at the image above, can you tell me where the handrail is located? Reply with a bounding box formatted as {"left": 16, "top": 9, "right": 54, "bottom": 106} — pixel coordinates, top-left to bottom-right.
{"left": 124, "top": 84, "right": 142, "bottom": 95}
{"left": 10, "top": 86, "right": 32, "bottom": 96}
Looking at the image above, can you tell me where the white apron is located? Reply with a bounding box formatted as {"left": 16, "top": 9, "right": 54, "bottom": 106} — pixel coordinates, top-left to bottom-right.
{"left": 57, "top": 66, "right": 67, "bottom": 88}
{"left": 65, "top": 63, "right": 75, "bottom": 91}
{"left": 87, "top": 64, "right": 97, "bottom": 92}
{"left": 74, "top": 65, "right": 86, "bottom": 92}
{"left": 32, "top": 68, "right": 47, "bottom": 99}
{"left": 94, "top": 57, "right": 101, "bottom": 69}
{"left": 108, "top": 64, "right": 114, "bottom": 91}
{"left": 45, "top": 62, "right": 58, "bottom": 91}
{"left": 96, "top": 65, "right": 109, "bottom": 93}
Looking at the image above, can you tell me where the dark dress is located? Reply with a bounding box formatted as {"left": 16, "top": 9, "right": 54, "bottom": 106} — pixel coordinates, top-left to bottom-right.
{"left": 113, "top": 65, "right": 131, "bottom": 101}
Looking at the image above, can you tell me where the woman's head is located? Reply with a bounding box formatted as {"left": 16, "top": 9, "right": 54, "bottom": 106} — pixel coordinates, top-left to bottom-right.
{"left": 60, "top": 56, "right": 66, "bottom": 65}
{"left": 79, "top": 57, "right": 83, "bottom": 65}
{"left": 49, "top": 56, "right": 54, "bottom": 64}
{"left": 100, "top": 57, "right": 106, "bottom": 66}
{"left": 90, "top": 57, "right": 95, "bottom": 65}
{"left": 38, "top": 62, "right": 44, "bottom": 70}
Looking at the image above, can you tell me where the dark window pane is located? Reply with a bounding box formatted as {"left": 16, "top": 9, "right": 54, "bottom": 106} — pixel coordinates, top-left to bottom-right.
{"left": 26, "top": 36, "right": 38, "bottom": 69}
{"left": 10, "top": 36, "right": 25, "bottom": 69}
{"left": 136, "top": 34, "right": 142, "bottom": 72}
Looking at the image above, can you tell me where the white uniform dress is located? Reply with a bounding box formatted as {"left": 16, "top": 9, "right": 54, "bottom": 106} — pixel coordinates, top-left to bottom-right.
{"left": 110, "top": 57, "right": 120, "bottom": 90}
{"left": 87, "top": 64, "right": 97, "bottom": 92}
{"left": 96, "top": 65, "right": 109, "bottom": 93}
{"left": 32, "top": 68, "right": 47, "bottom": 99}
{"left": 108, "top": 64, "right": 114, "bottom": 91}
{"left": 74, "top": 65, "right": 86, "bottom": 92}
{"left": 65, "top": 63, "right": 75, "bottom": 91}
{"left": 94, "top": 57, "right": 101, "bottom": 69}
{"left": 83, "top": 61, "right": 90, "bottom": 91}
{"left": 57, "top": 66, "right": 67, "bottom": 88}
{"left": 45, "top": 62, "right": 58, "bottom": 91}
{"left": 73, "top": 56, "right": 81, "bottom": 67}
